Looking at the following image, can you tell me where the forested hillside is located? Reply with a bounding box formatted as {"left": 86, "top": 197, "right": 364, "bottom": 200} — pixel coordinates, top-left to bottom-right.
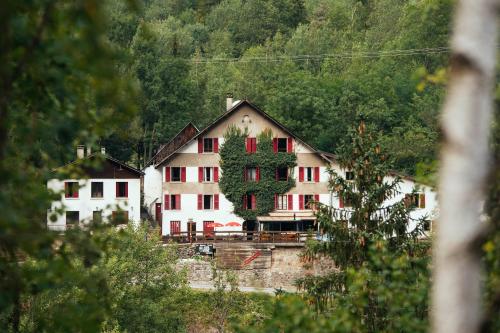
{"left": 103, "top": 0, "right": 452, "bottom": 175}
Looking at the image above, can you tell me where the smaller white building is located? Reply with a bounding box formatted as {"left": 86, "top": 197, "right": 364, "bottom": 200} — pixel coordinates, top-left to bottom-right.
{"left": 47, "top": 146, "right": 143, "bottom": 230}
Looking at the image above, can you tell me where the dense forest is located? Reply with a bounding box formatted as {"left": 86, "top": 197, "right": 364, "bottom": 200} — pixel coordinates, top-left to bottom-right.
{"left": 101, "top": 0, "right": 451, "bottom": 175}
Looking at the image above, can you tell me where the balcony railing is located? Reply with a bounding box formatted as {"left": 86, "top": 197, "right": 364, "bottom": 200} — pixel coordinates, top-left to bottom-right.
{"left": 163, "top": 231, "right": 312, "bottom": 244}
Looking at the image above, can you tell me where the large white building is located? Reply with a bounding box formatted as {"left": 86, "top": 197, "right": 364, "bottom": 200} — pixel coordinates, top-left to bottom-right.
{"left": 47, "top": 146, "right": 143, "bottom": 230}
{"left": 144, "top": 98, "right": 437, "bottom": 238}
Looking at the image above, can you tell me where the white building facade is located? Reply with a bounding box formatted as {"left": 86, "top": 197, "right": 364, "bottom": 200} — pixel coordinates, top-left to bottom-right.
{"left": 47, "top": 148, "right": 143, "bottom": 230}
{"left": 144, "top": 99, "right": 437, "bottom": 238}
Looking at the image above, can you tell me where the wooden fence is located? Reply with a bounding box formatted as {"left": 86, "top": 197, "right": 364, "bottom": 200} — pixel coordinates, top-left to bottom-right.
{"left": 163, "top": 231, "right": 312, "bottom": 244}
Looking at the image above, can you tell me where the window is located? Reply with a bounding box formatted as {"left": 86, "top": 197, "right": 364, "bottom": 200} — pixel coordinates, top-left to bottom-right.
{"left": 116, "top": 182, "right": 128, "bottom": 198}
{"left": 66, "top": 211, "right": 79, "bottom": 225}
{"left": 244, "top": 194, "right": 256, "bottom": 210}
{"left": 305, "top": 167, "right": 313, "bottom": 182}
{"left": 423, "top": 219, "right": 431, "bottom": 232}
{"left": 346, "top": 171, "right": 355, "bottom": 180}
{"left": 404, "top": 193, "right": 426, "bottom": 208}
{"left": 91, "top": 182, "right": 103, "bottom": 198}
{"left": 64, "top": 182, "right": 79, "bottom": 198}
{"left": 171, "top": 167, "right": 181, "bottom": 182}
{"left": 277, "top": 138, "right": 288, "bottom": 152}
{"left": 92, "top": 211, "right": 102, "bottom": 223}
{"left": 203, "top": 195, "right": 213, "bottom": 210}
{"left": 203, "top": 138, "right": 213, "bottom": 153}
{"left": 276, "top": 167, "right": 288, "bottom": 181}
{"left": 276, "top": 195, "right": 288, "bottom": 210}
{"left": 198, "top": 194, "right": 219, "bottom": 210}
{"left": 171, "top": 195, "right": 180, "bottom": 210}
{"left": 170, "top": 221, "right": 181, "bottom": 235}
{"left": 246, "top": 167, "right": 257, "bottom": 182}
{"left": 165, "top": 194, "right": 181, "bottom": 210}
{"left": 198, "top": 137, "right": 219, "bottom": 153}
{"left": 304, "top": 195, "right": 314, "bottom": 209}
{"left": 204, "top": 167, "right": 213, "bottom": 182}
{"left": 112, "top": 210, "right": 129, "bottom": 225}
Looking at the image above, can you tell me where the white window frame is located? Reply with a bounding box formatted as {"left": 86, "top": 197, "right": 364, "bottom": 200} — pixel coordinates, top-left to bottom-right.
{"left": 203, "top": 194, "right": 214, "bottom": 210}
{"left": 246, "top": 167, "right": 257, "bottom": 182}
{"left": 203, "top": 167, "right": 214, "bottom": 182}
{"left": 277, "top": 138, "right": 288, "bottom": 152}
{"left": 91, "top": 181, "right": 104, "bottom": 198}
{"left": 305, "top": 167, "right": 313, "bottom": 182}
{"left": 171, "top": 166, "right": 181, "bottom": 182}
{"left": 277, "top": 195, "right": 288, "bottom": 210}
{"left": 203, "top": 138, "right": 214, "bottom": 153}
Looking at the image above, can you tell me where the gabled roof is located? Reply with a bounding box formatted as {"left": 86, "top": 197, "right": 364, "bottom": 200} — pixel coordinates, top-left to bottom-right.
{"left": 154, "top": 100, "right": 332, "bottom": 168}
{"left": 148, "top": 122, "right": 199, "bottom": 167}
{"left": 53, "top": 152, "right": 144, "bottom": 176}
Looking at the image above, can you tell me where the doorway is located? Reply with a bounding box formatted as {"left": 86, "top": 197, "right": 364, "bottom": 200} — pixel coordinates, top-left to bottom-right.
{"left": 155, "top": 203, "right": 162, "bottom": 234}
{"left": 188, "top": 221, "right": 197, "bottom": 242}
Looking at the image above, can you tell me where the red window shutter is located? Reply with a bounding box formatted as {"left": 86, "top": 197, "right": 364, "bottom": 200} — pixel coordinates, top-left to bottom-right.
{"left": 274, "top": 194, "right": 278, "bottom": 209}
{"left": 251, "top": 194, "right": 256, "bottom": 209}
{"left": 198, "top": 138, "right": 203, "bottom": 153}
{"left": 299, "top": 167, "right": 304, "bottom": 182}
{"left": 314, "top": 167, "right": 320, "bottom": 182}
{"left": 243, "top": 195, "right": 247, "bottom": 209}
{"left": 124, "top": 182, "right": 128, "bottom": 198}
{"left": 419, "top": 193, "right": 426, "bottom": 208}
{"left": 288, "top": 194, "right": 293, "bottom": 210}
{"left": 198, "top": 167, "right": 203, "bottom": 183}
{"left": 181, "top": 167, "right": 186, "bottom": 182}
{"left": 339, "top": 196, "right": 344, "bottom": 208}
{"left": 164, "top": 195, "right": 170, "bottom": 210}
{"left": 214, "top": 167, "right": 219, "bottom": 182}
{"left": 115, "top": 182, "right": 119, "bottom": 197}
{"left": 213, "top": 138, "right": 219, "bottom": 153}
{"left": 73, "top": 183, "right": 79, "bottom": 198}
{"left": 252, "top": 138, "right": 257, "bottom": 152}
{"left": 275, "top": 168, "right": 279, "bottom": 180}
{"left": 64, "top": 182, "right": 69, "bottom": 198}
{"left": 246, "top": 138, "right": 251, "bottom": 153}
{"left": 197, "top": 194, "right": 202, "bottom": 210}
{"left": 214, "top": 194, "right": 219, "bottom": 210}
{"left": 273, "top": 138, "right": 278, "bottom": 153}
{"left": 299, "top": 195, "right": 304, "bottom": 210}
{"left": 176, "top": 194, "right": 181, "bottom": 210}
{"left": 256, "top": 167, "right": 260, "bottom": 181}
{"left": 287, "top": 137, "right": 293, "bottom": 152}
{"left": 314, "top": 194, "right": 319, "bottom": 203}
{"left": 165, "top": 167, "right": 171, "bottom": 182}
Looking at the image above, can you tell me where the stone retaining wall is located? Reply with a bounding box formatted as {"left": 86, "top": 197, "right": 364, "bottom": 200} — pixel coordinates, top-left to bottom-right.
{"left": 176, "top": 243, "right": 336, "bottom": 291}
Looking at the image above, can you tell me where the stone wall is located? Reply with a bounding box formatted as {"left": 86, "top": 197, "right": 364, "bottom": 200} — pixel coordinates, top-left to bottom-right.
{"left": 176, "top": 243, "right": 336, "bottom": 291}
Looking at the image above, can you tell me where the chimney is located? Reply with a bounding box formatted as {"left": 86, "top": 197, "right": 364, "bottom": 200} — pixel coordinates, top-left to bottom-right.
{"left": 101, "top": 147, "right": 106, "bottom": 155}
{"left": 76, "top": 145, "right": 85, "bottom": 159}
{"left": 86, "top": 145, "right": 92, "bottom": 156}
{"left": 226, "top": 93, "right": 233, "bottom": 111}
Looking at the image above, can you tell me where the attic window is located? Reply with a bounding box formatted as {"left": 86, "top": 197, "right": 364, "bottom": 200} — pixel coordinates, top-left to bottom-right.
{"left": 277, "top": 138, "right": 288, "bottom": 152}
{"left": 242, "top": 115, "right": 251, "bottom": 123}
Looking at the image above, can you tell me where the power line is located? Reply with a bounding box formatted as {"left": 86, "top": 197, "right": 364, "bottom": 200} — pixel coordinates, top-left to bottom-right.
{"left": 190, "top": 46, "right": 451, "bottom": 64}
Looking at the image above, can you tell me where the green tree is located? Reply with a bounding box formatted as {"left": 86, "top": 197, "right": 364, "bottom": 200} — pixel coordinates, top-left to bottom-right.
{"left": 0, "top": 1, "right": 137, "bottom": 331}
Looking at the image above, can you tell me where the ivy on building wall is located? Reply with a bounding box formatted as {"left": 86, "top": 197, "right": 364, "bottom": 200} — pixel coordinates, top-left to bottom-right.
{"left": 219, "top": 126, "right": 297, "bottom": 221}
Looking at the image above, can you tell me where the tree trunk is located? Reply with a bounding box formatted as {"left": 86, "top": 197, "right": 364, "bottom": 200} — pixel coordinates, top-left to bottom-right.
{"left": 433, "top": 1, "right": 499, "bottom": 333}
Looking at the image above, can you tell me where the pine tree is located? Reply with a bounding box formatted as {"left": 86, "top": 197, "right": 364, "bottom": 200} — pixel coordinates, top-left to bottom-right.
{"left": 298, "top": 120, "right": 428, "bottom": 310}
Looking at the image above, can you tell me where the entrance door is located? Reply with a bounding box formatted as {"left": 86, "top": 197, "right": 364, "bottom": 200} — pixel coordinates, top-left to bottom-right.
{"left": 203, "top": 221, "right": 214, "bottom": 239}
{"left": 155, "top": 203, "right": 162, "bottom": 233}
{"left": 188, "top": 221, "right": 197, "bottom": 242}
{"left": 243, "top": 220, "right": 256, "bottom": 240}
